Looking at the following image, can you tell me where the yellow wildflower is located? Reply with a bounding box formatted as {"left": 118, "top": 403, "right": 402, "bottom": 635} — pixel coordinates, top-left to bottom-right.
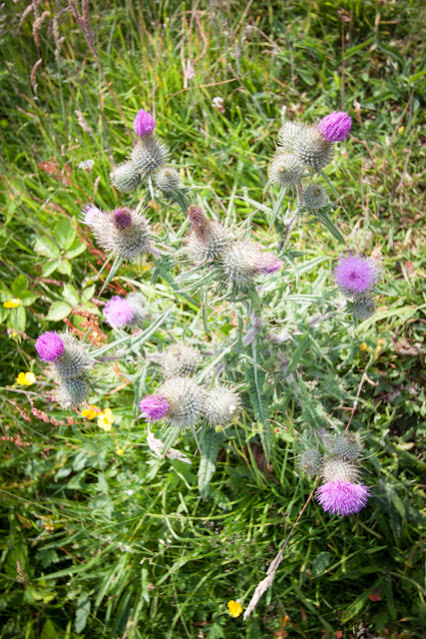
{"left": 16, "top": 372, "right": 36, "bottom": 386}
{"left": 4, "top": 298, "right": 20, "bottom": 309}
{"left": 227, "top": 600, "right": 243, "bottom": 618}
{"left": 81, "top": 405, "right": 99, "bottom": 420}
{"left": 359, "top": 342, "right": 370, "bottom": 353}
{"left": 98, "top": 408, "right": 115, "bottom": 431}
{"left": 116, "top": 448, "right": 124, "bottom": 455}
{"left": 374, "top": 338, "right": 385, "bottom": 361}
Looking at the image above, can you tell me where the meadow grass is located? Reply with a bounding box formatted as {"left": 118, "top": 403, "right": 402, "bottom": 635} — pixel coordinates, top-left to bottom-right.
{"left": 0, "top": 1, "right": 425, "bottom": 637}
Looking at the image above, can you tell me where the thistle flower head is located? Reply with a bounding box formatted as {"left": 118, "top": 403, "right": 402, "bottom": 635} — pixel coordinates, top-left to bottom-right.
{"left": 160, "top": 344, "right": 201, "bottom": 378}
{"left": 319, "top": 111, "right": 352, "bottom": 142}
{"left": 334, "top": 254, "right": 380, "bottom": 297}
{"left": 54, "top": 334, "right": 93, "bottom": 381}
{"left": 204, "top": 386, "right": 241, "bottom": 426}
{"left": 154, "top": 167, "right": 182, "bottom": 192}
{"left": 81, "top": 203, "right": 104, "bottom": 226}
{"left": 316, "top": 480, "right": 370, "bottom": 516}
{"left": 157, "top": 377, "right": 205, "bottom": 429}
{"left": 133, "top": 109, "right": 156, "bottom": 137}
{"left": 140, "top": 395, "right": 170, "bottom": 421}
{"left": 35, "top": 332, "right": 65, "bottom": 362}
{"left": 110, "top": 161, "right": 142, "bottom": 193}
{"left": 56, "top": 377, "right": 89, "bottom": 409}
{"left": 131, "top": 136, "right": 168, "bottom": 175}
{"left": 127, "top": 292, "right": 146, "bottom": 326}
{"left": 187, "top": 205, "right": 206, "bottom": 230}
{"left": 268, "top": 152, "right": 304, "bottom": 187}
{"left": 278, "top": 122, "right": 334, "bottom": 172}
{"left": 103, "top": 296, "right": 134, "bottom": 328}
{"left": 221, "top": 241, "right": 282, "bottom": 289}
{"left": 332, "top": 433, "right": 363, "bottom": 462}
{"left": 303, "top": 184, "right": 329, "bottom": 210}
{"left": 299, "top": 448, "right": 323, "bottom": 477}
{"left": 352, "top": 296, "right": 377, "bottom": 321}
{"left": 187, "top": 206, "right": 230, "bottom": 263}
{"left": 112, "top": 208, "right": 133, "bottom": 229}
{"left": 256, "top": 253, "right": 283, "bottom": 274}
{"left": 321, "top": 458, "right": 360, "bottom": 484}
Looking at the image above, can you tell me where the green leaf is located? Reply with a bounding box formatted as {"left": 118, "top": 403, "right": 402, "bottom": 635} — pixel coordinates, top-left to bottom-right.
{"left": 313, "top": 209, "right": 345, "bottom": 244}
{"left": 41, "top": 618, "right": 57, "bottom": 638}
{"left": 286, "top": 336, "right": 310, "bottom": 377}
{"left": 45, "top": 301, "right": 71, "bottom": 321}
{"left": 312, "top": 551, "right": 332, "bottom": 576}
{"left": 42, "top": 260, "right": 60, "bottom": 277}
{"left": 11, "top": 274, "right": 29, "bottom": 295}
{"left": 19, "top": 291, "right": 38, "bottom": 306}
{"left": 81, "top": 284, "right": 96, "bottom": 303}
{"left": 341, "top": 580, "right": 381, "bottom": 623}
{"left": 34, "top": 236, "right": 61, "bottom": 259}
{"left": 55, "top": 218, "right": 76, "bottom": 249}
{"left": 198, "top": 429, "right": 221, "bottom": 498}
{"left": 75, "top": 592, "right": 91, "bottom": 633}
{"left": 58, "top": 259, "right": 72, "bottom": 276}
{"left": 7, "top": 305, "right": 26, "bottom": 332}
{"left": 62, "top": 283, "right": 80, "bottom": 306}
{"left": 66, "top": 238, "right": 86, "bottom": 258}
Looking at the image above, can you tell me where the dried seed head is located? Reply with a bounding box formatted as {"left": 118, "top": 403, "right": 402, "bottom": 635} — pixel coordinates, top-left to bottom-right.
{"left": 54, "top": 334, "right": 93, "bottom": 381}
{"left": 332, "top": 433, "right": 363, "bottom": 462}
{"left": 160, "top": 345, "right": 201, "bottom": 378}
{"left": 110, "top": 161, "right": 142, "bottom": 193}
{"left": 321, "top": 458, "right": 360, "bottom": 484}
{"left": 154, "top": 166, "right": 182, "bottom": 192}
{"left": 278, "top": 122, "right": 334, "bottom": 172}
{"left": 56, "top": 377, "right": 89, "bottom": 409}
{"left": 268, "top": 152, "right": 304, "bottom": 187}
{"left": 204, "top": 386, "right": 241, "bottom": 426}
{"left": 303, "top": 184, "right": 329, "bottom": 210}
{"left": 299, "top": 448, "right": 323, "bottom": 477}
{"left": 130, "top": 136, "right": 168, "bottom": 175}
{"left": 158, "top": 376, "right": 205, "bottom": 429}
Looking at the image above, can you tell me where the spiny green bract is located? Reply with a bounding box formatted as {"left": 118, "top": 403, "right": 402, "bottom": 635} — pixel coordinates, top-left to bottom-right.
{"left": 303, "top": 184, "right": 329, "bottom": 210}
{"left": 278, "top": 122, "right": 334, "bottom": 172}
{"left": 204, "top": 386, "right": 241, "bottom": 426}
{"left": 159, "top": 376, "right": 205, "bottom": 429}
{"left": 299, "top": 448, "right": 323, "bottom": 477}
{"left": 268, "top": 152, "right": 304, "bottom": 187}
{"left": 110, "top": 160, "right": 142, "bottom": 193}
{"left": 130, "top": 135, "right": 169, "bottom": 175}
{"left": 160, "top": 345, "right": 201, "bottom": 378}
{"left": 321, "top": 458, "right": 360, "bottom": 484}
{"left": 351, "top": 297, "right": 377, "bottom": 321}
{"left": 332, "top": 433, "right": 363, "bottom": 461}
{"left": 154, "top": 166, "right": 182, "bottom": 192}
{"left": 54, "top": 334, "right": 93, "bottom": 381}
{"left": 56, "top": 377, "right": 89, "bottom": 409}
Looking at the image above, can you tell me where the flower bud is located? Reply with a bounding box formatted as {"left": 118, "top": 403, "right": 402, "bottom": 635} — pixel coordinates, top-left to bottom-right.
{"left": 204, "top": 386, "right": 241, "bottom": 426}
{"left": 299, "top": 448, "right": 323, "bottom": 477}
{"left": 131, "top": 136, "right": 168, "bottom": 175}
{"left": 278, "top": 122, "right": 334, "bottom": 172}
{"left": 110, "top": 161, "right": 142, "bottom": 193}
{"left": 303, "top": 184, "right": 329, "bottom": 210}
{"left": 221, "top": 240, "right": 282, "bottom": 289}
{"left": 56, "top": 377, "right": 89, "bottom": 409}
{"left": 332, "top": 433, "right": 363, "bottom": 462}
{"left": 268, "top": 153, "right": 304, "bottom": 187}
{"left": 187, "top": 205, "right": 229, "bottom": 263}
{"left": 321, "top": 458, "right": 360, "bottom": 484}
{"left": 352, "top": 296, "right": 377, "bottom": 321}
{"left": 154, "top": 167, "right": 182, "bottom": 192}
{"left": 133, "top": 109, "right": 156, "bottom": 137}
{"left": 160, "top": 345, "right": 201, "bottom": 378}
{"left": 54, "top": 334, "right": 93, "bottom": 381}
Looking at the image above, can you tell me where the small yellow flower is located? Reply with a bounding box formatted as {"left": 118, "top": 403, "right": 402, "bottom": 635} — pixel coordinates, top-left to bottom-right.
{"left": 116, "top": 448, "right": 124, "bottom": 455}
{"left": 359, "top": 342, "right": 370, "bottom": 353}
{"left": 81, "top": 405, "right": 99, "bottom": 420}
{"left": 227, "top": 600, "right": 243, "bottom": 618}
{"left": 16, "top": 372, "right": 36, "bottom": 386}
{"left": 97, "top": 408, "right": 115, "bottom": 431}
{"left": 4, "top": 298, "right": 20, "bottom": 309}
{"left": 374, "top": 338, "right": 385, "bottom": 361}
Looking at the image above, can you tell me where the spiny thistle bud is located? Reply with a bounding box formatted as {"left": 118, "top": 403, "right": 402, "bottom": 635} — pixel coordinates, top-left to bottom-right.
{"left": 140, "top": 395, "right": 170, "bottom": 421}
{"left": 278, "top": 122, "right": 334, "bottom": 172}
{"left": 351, "top": 296, "right": 377, "bottom": 321}
{"left": 334, "top": 254, "right": 380, "bottom": 299}
{"left": 221, "top": 240, "right": 282, "bottom": 289}
{"left": 35, "top": 331, "right": 64, "bottom": 362}
{"left": 317, "top": 481, "right": 370, "bottom": 516}
{"left": 157, "top": 377, "right": 205, "bottom": 429}
{"left": 303, "top": 184, "right": 329, "bottom": 210}
{"left": 319, "top": 111, "right": 352, "bottom": 142}
{"left": 133, "top": 109, "right": 156, "bottom": 137}
{"left": 187, "top": 205, "right": 230, "bottom": 263}
{"left": 54, "top": 334, "right": 93, "bottom": 381}
{"left": 130, "top": 135, "right": 168, "bottom": 176}
{"left": 268, "top": 152, "right": 304, "bottom": 187}
{"left": 160, "top": 345, "right": 201, "bottom": 378}
{"left": 56, "top": 377, "right": 89, "bottom": 409}
{"left": 103, "top": 296, "right": 134, "bottom": 329}
{"left": 204, "top": 386, "right": 241, "bottom": 426}
{"left": 299, "top": 448, "right": 323, "bottom": 477}
{"left": 110, "top": 161, "right": 142, "bottom": 193}
{"left": 154, "top": 166, "right": 182, "bottom": 192}
{"left": 332, "top": 433, "right": 363, "bottom": 462}
{"left": 82, "top": 205, "right": 151, "bottom": 261}
{"left": 127, "top": 292, "right": 146, "bottom": 326}
{"left": 321, "top": 458, "right": 360, "bottom": 484}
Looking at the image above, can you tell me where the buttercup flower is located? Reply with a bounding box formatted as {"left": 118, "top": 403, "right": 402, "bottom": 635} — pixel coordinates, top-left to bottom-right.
{"left": 319, "top": 111, "right": 352, "bottom": 142}
{"left": 317, "top": 480, "right": 370, "bottom": 516}
{"left": 98, "top": 408, "right": 115, "bottom": 431}
{"left": 35, "top": 332, "right": 65, "bottom": 362}
{"left": 16, "top": 372, "right": 36, "bottom": 386}
{"left": 227, "top": 600, "right": 243, "bottom": 618}
{"left": 133, "top": 109, "right": 156, "bottom": 137}
{"left": 3, "top": 298, "right": 20, "bottom": 308}
{"left": 81, "top": 405, "right": 99, "bottom": 420}
{"left": 334, "top": 254, "right": 380, "bottom": 297}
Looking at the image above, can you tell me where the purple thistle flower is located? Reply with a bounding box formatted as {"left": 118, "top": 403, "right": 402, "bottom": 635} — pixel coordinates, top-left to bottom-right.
{"left": 319, "top": 111, "right": 352, "bottom": 142}
{"left": 80, "top": 203, "right": 102, "bottom": 225}
{"left": 112, "top": 208, "right": 133, "bottom": 229}
{"left": 317, "top": 480, "right": 370, "bottom": 516}
{"left": 334, "top": 254, "right": 379, "bottom": 296}
{"left": 140, "top": 395, "right": 170, "bottom": 421}
{"left": 256, "top": 253, "right": 283, "bottom": 275}
{"left": 133, "top": 109, "right": 156, "bottom": 137}
{"left": 35, "top": 331, "right": 65, "bottom": 361}
{"left": 103, "top": 296, "right": 134, "bottom": 328}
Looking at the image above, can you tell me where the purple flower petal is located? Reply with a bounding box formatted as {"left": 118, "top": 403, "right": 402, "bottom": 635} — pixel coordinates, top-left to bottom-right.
{"left": 256, "top": 253, "right": 283, "bottom": 274}
{"left": 317, "top": 480, "right": 370, "bottom": 516}
{"left": 133, "top": 109, "right": 156, "bottom": 137}
{"left": 140, "top": 395, "right": 170, "bottom": 421}
{"left": 103, "top": 296, "right": 134, "bottom": 328}
{"left": 334, "top": 254, "right": 379, "bottom": 296}
{"left": 319, "top": 111, "right": 352, "bottom": 142}
{"left": 35, "top": 331, "right": 65, "bottom": 361}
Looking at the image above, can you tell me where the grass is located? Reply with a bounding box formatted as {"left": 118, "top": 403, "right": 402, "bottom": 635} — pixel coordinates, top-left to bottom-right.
{"left": 0, "top": 1, "right": 425, "bottom": 638}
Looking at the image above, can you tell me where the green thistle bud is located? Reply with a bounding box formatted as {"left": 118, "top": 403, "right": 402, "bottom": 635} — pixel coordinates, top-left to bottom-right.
{"left": 154, "top": 166, "right": 182, "bottom": 192}
{"left": 299, "top": 448, "right": 323, "bottom": 477}
{"left": 127, "top": 292, "right": 147, "bottom": 326}
{"left": 351, "top": 297, "right": 376, "bottom": 321}
{"left": 204, "top": 386, "right": 241, "bottom": 426}
{"left": 56, "top": 377, "right": 89, "bottom": 409}
{"left": 278, "top": 122, "right": 334, "bottom": 172}
{"left": 321, "top": 458, "right": 360, "bottom": 484}
{"left": 221, "top": 240, "right": 282, "bottom": 290}
{"left": 110, "top": 161, "right": 142, "bottom": 193}
{"left": 54, "top": 334, "right": 93, "bottom": 381}
{"left": 303, "top": 184, "right": 329, "bottom": 210}
{"left": 130, "top": 135, "right": 168, "bottom": 175}
{"left": 187, "top": 205, "right": 230, "bottom": 263}
{"left": 268, "top": 152, "right": 304, "bottom": 187}
{"left": 332, "top": 433, "right": 363, "bottom": 462}
{"left": 160, "top": 345, "right": 201, "bottom": 378}
{"left": 158, "top": 376, "right": 204, "bottom": 429}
